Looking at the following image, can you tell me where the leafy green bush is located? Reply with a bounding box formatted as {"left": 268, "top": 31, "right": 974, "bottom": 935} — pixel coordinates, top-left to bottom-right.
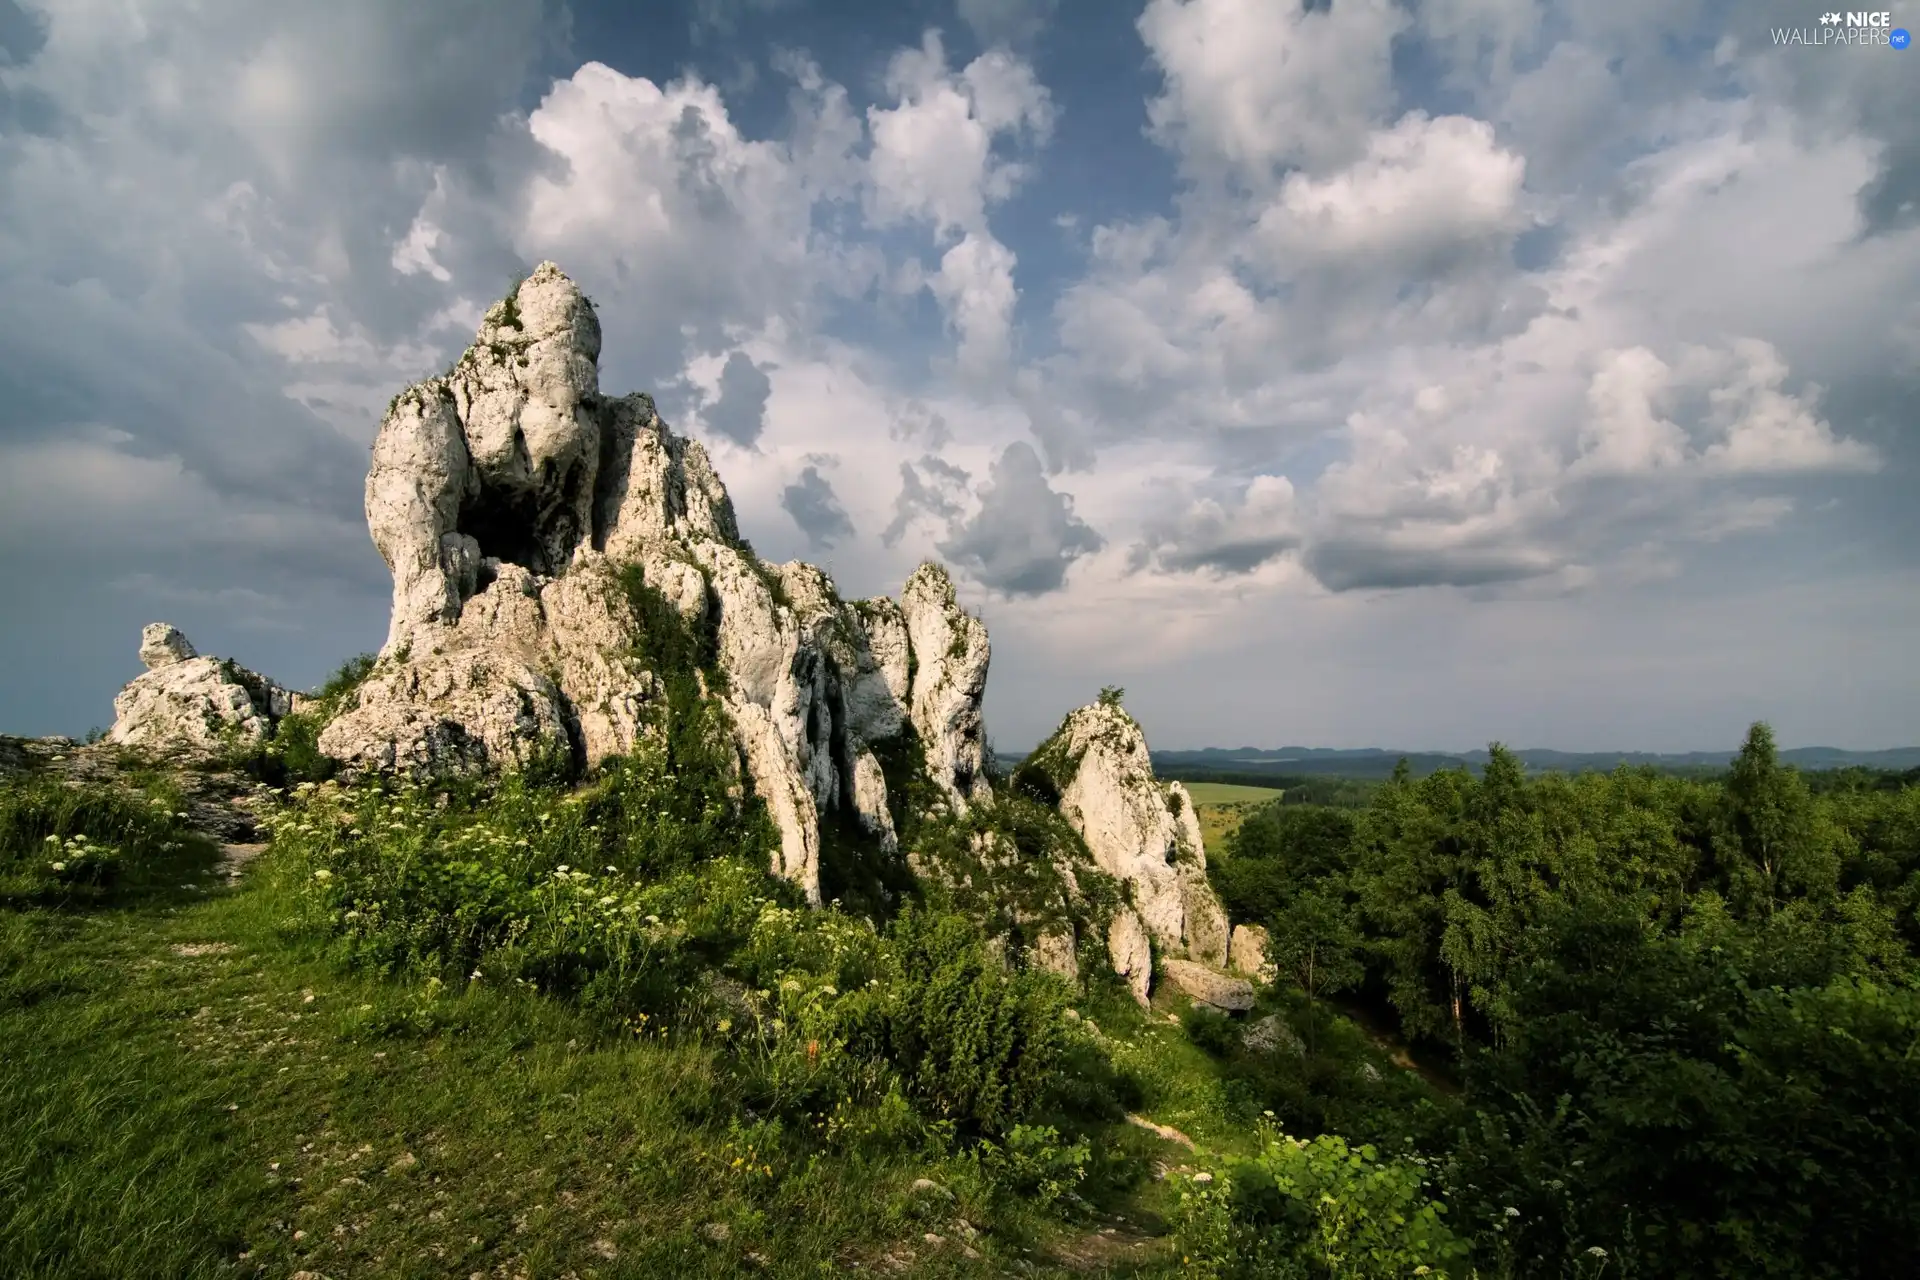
{"left": 968, "top": 1122, "right": 1090, "bottom": 1208}
{"left": 1174, "top": 1123, "right": 1471, "bottom": 1279}
{"left": 1183, "top": 1005, "right": 1241, "bottom": 1057}
{"left": 875, "top": 906, "right": 1071, "bottom": 1136}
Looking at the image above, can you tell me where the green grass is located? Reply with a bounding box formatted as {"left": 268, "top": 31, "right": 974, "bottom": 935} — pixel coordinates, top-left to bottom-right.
{"left": 1178, "top": 783, "right": 1284, "bottom": 806}
{"left": 0, "top": 849, "right": 1192, "bottom": 1278}
{"left": 0, "top": 764, "right": 1468, "bottom": 1279}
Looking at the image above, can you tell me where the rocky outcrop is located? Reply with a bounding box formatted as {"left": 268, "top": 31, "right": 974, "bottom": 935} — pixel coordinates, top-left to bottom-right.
{"left": 1243, "top": 1013, "right": 1304, "bottom": 1056}
{"left": 107, "top": 624, "right": 301, "bottom": 753}
{"left": 314, "top": 263, "right": 993, "bottom": 905}
{"left": 1019, "top": 699, "right": 1235, "bottom": 1003}
{"left": 1228, "top": 923, "right": 1272, "bottom": 979}
{"left": 901, "top": 565, "right": 991, "bottom": 809}
{"left": 1162, "top": 958, "right": 1255, "bottom": 1012}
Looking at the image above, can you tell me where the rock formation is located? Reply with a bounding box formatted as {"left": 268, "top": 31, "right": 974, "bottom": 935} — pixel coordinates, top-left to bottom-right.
{"left": 309, "top": 263, "right": 992, "bottom": 905}
{"left": 100, "top": 263, "right": 1246, "bottom": 1005}
{"left": 1228, "top": 923, "right": 1272, "bottom": 979}
{"left": 107, "top": 624, "right": 301, "bottom": 753}
{"left": 1016, "top": 699, "right": 1234, "bottom": 1004}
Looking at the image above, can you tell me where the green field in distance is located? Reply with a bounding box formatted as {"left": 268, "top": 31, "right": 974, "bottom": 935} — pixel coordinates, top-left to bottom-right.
{"left": 1181, "top": 781, "right": 1285, "bottom": 805}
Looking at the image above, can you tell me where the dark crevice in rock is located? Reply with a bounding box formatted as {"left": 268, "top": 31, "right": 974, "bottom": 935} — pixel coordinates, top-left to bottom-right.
{"left": 460, "top": 484, "right": 550, "bottom": 574}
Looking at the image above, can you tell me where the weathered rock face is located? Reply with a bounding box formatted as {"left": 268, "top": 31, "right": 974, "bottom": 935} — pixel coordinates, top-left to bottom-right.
{"left": 1243, "top": 1012, "right": 1304, "bottom": 1057}
{"left": 1163, "top": 958, "right": 1255, "bottom": 1012}
{"left": 901, "top": 565, "right": 991, "bottom": 809}
{"left": 1021, "top": 700, "right": 1235, "bottom": 1002}
{"left": 108, "top": 625, "right": 299, "bottom": 752}
{"left": 319, "top": 263, "right": 993, "bottom": 906}
{"left": 1228, "top": 923, "right": 1272, "bottom": 979}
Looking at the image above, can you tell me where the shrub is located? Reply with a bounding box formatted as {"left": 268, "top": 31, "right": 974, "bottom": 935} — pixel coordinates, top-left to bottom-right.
{"left": 0, "top": 773, "right": 214, "bottom": 905}
{"left": 869, "top": 907, "right": 1071, "bottom": 1137}
{"left": 1174, "top": 1122, "right": 1471, "bottom": 1279}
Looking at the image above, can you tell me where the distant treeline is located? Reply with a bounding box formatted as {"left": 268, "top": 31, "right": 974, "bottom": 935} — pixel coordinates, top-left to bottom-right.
{"left": 1147, "top": 743, "right": 1920, "bottom": 779}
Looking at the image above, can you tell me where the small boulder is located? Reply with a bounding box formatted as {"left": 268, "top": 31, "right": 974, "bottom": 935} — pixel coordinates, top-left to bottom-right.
{"left": 1243, "top": 1014, "right": 1304, "bottom": 1057}
{"left": 1161, "top": 958, "right": 1255, "bottom": 1012}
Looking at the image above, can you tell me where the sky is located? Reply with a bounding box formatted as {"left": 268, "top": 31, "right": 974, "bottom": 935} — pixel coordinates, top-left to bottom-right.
{"left": 0, "top": 0, "right": 1916, "bottom": 753}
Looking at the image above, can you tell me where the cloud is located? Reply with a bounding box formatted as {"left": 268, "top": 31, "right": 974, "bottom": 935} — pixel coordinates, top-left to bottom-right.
{"left": 882, "top": 455, "right": 971, "bottom": 547}
{"left": 704, "top": 350, "right": 775, "bottom": 449}
{"left": 514, "top": 56, "right": 870, "bottom": 391}
{"left": 1138, "top": 0, "right": 1406, "bottom": 180}
{"left": 930, "top": 231, "right": 1019, "bottom": 376}
{"left": 781, "top": 463, "right": 855, "bottom": 548}
{"left": 1250, "top": 112, "right": 1529, "bottom": 274}
{"left": 956, "top": 0, "right": 1059, "bottom": 48}
{"left": 1132, "top": 475, "right": 1301, "bottom": 575}
{"left": 939, "top": 441, "right": 1104, "bottom": 594}
{"left": 865, "top": 32, "right": 1053, "bottom": 237}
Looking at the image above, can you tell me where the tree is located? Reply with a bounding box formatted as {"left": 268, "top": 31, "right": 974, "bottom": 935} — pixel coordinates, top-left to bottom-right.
{"left": 1725, "top": 722, "right": 1822, "bottom": 917}
{"left": 1268, "top": 886, "right": 1363, "bottom": 1054}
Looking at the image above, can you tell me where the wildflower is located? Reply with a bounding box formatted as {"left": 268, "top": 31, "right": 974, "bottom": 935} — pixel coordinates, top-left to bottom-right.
{"left": 1505, "top": 1207, "right": 1521, "bottom": 1218}
{"left": 1587, "top": 1247, "right": 1608, "bottom": 1258}
{"left": 1192, "top": 1172, "right": 1213, "bottom": 1184}
{"left": 313, "top": 869, "right": 333, "bottom": 882}
{"left": 50, "top": 861, "right": 66, "bottom": 872}
{"left": 43, "top": 835, "right": 58, "bottom": 845}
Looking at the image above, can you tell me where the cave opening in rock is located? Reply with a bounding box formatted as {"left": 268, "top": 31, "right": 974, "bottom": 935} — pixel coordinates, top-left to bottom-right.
{"left": 458, "top": 485, "right": 549, "bottom": 574}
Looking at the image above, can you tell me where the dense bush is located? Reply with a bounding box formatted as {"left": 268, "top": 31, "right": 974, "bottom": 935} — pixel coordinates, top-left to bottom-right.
{"left": 1173, "top": 1121, "right": 1472, "bottom": 1279}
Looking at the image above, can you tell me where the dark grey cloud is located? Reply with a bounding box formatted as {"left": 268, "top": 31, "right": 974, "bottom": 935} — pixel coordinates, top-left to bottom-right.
{"left": 705, "top": 351, "right": 774, "bottom": 448}
{"left": 1131, "top": 478, "right": 1301, "bottom": 575}
{"left": 0, "top": 0, "right": 45, "bottom": 65}
{"left": 781, "top": 463, "right": 855, "bottom": 548}
{"left": 1303, "top": 536, "right": 1559, "bottom": 593}
{"left": 888, "top": 399, "right": 952, "bottom": 449}
{"left": 956, "top": 0, "right": 1059, "bottom": 48}
{"left": 881, "top": 455, "right": 970, "bottom": 547}
{"left": 939, "top": 441, "right": 1103, "bottom": 594}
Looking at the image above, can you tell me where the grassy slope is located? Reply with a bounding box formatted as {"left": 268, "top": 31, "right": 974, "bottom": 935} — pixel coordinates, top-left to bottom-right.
{"left": 4, "top": 837, "right": 1339, "bottom": 1279}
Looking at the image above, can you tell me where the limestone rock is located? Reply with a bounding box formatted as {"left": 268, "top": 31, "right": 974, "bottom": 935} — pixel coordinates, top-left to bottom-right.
{"left": 1022, "top": 699, "right": 1234, "bottom": 999}
{"left": 338, "top": 263, "right": 999, "bottom": 906}
{"left": 1229, "top": 923, "right": 1271, "bottom": 977}
{"left": 1029, "top": 926, "right": 1079, "bottom": 983}
{"left": 1162, "top": 958, "right": 1255, "bottom": 1012}
{"left": 1107, "top": 906, "right": 1153, "bottom": 1006}
{"left": 902, "top": 564, "right": 991, "bottom": 808}
{"left": 108, "top": 626, "right": 298, "bottom": 753}
{"left": 138, "top": 623, "right": 197, "bottom": 669}
{"left": 1243, "top": 1013, "right": 1304, "bottom": 1057}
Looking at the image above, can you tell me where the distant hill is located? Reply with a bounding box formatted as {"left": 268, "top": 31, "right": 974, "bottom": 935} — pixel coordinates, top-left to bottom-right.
{"left": 1128, "top": 745, "right": 1920, "bottom": 779}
